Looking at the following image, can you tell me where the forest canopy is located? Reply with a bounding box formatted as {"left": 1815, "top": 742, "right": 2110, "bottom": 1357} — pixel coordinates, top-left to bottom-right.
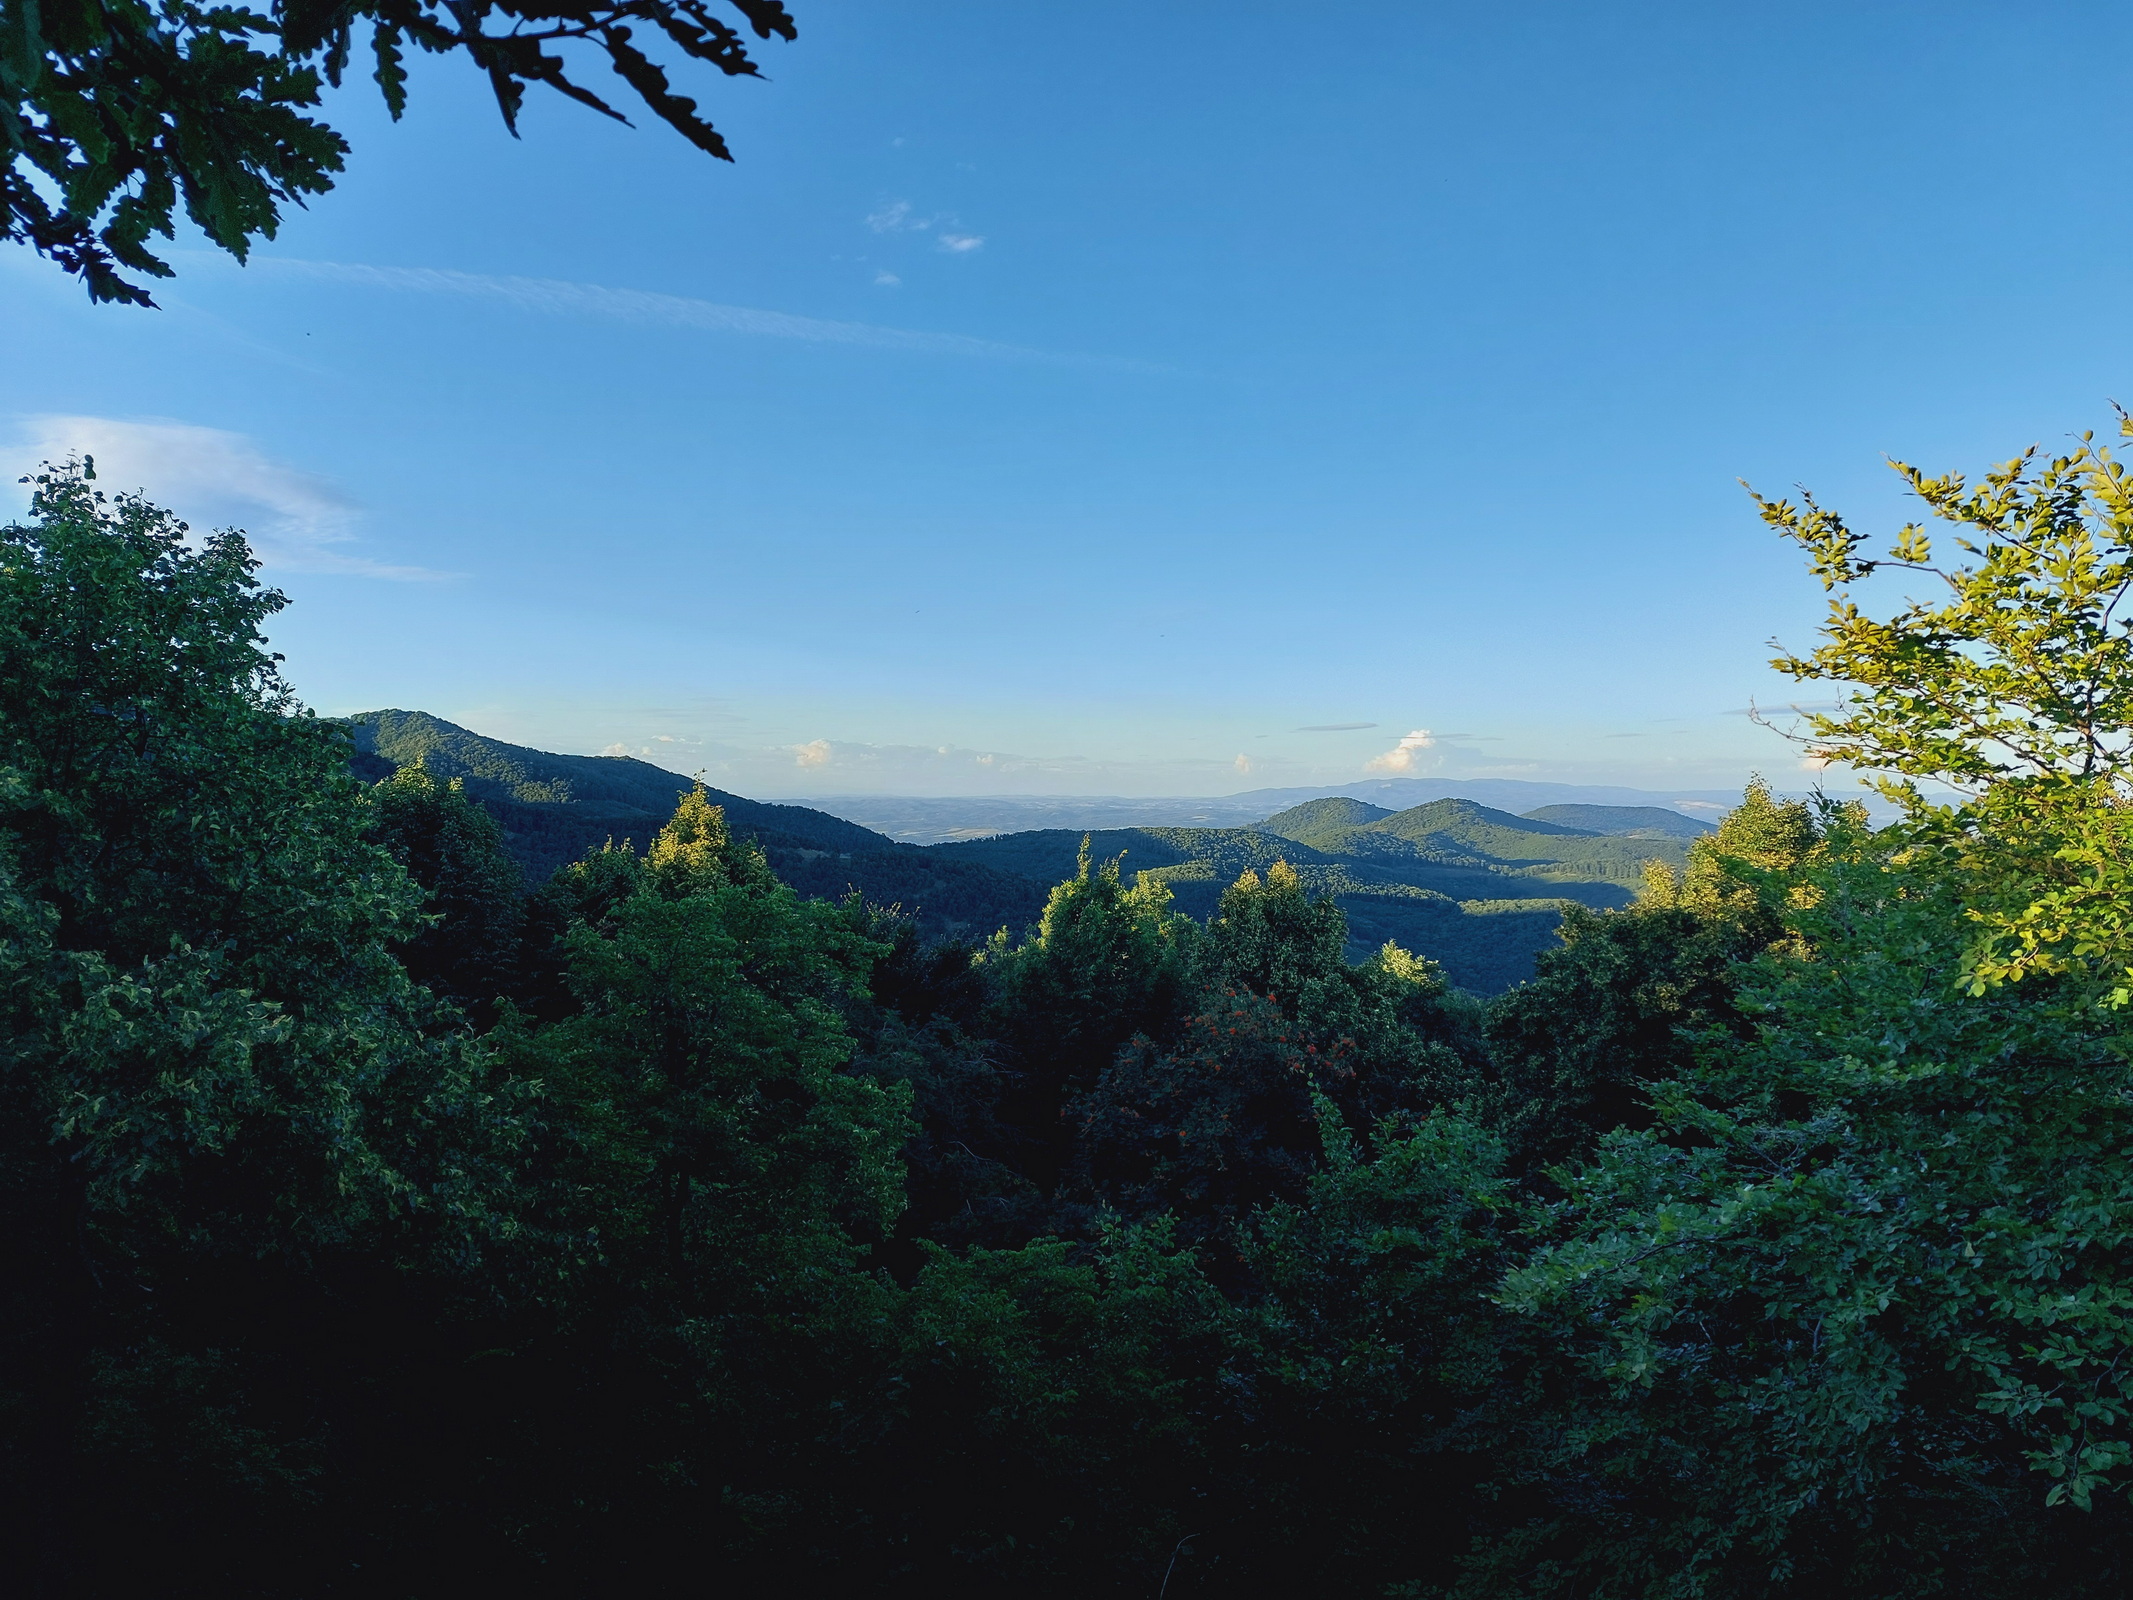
{"left": 13, "top": 422, "right": 2133, "bottom": 1596}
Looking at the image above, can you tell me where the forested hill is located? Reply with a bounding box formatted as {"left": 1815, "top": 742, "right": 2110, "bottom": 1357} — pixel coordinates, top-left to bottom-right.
{"left": 1256, "top": 795, "right": 1697, "bottom": 883}
{"left": 935, "top": 797, "right": 1699, "bottom": 992}
{"left": 351, "top": 709, "right": 895, "bottom": 859}
{"left": 1522, "top": 802, "right": 1714, "bottom": 838}
{"left": 349, "top": 711, "right": 1046, "bottom": 937}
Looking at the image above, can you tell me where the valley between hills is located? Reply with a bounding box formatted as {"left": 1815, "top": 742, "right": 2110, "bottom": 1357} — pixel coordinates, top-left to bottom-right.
{"left": 353, "top": 709, "right": 1714, "bottom": 993}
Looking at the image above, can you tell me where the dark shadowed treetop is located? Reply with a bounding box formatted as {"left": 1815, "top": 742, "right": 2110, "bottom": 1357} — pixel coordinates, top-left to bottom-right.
{"left": 1, "top": 0, "right": 795, "bottom": 305}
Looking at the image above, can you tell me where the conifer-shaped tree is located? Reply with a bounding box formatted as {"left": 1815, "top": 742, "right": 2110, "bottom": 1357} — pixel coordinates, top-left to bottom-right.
{"left": 368, "top": 760, "right": 527, "bottom": 1018}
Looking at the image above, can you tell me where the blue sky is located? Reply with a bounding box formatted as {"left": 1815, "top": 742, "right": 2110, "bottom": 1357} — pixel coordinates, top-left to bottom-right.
{"left": 8, "top": 1, "right": 2133, "bottom": 798}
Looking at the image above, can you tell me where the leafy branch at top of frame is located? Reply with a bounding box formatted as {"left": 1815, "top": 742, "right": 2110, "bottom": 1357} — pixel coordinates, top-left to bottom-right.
{"left": 1, "top": 0, "right": 796, "bottom": 305}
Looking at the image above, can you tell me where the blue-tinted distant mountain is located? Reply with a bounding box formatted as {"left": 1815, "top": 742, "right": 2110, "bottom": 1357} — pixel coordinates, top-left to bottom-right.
{"left": 1523, "top": 804, "right": 1714, "bottom": 839}
{"left": 1234, "top": 777, "right": 1751, "bottom": 817}
{"left": 791, "top": 792, "right": 1300, "bottom": 844}
{"left": 802, "top": 778, "right": 1751, "bottom": 845}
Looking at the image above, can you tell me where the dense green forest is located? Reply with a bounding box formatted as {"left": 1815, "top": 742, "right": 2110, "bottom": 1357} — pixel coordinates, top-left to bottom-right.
{"left": 14, "top": 425, "right": 2133, "bottom": 1598}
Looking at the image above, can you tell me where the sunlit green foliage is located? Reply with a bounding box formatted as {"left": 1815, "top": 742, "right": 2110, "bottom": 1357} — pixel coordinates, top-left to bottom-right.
{"left": 1755, "top": 416, "right": 2133, "bottom": 794}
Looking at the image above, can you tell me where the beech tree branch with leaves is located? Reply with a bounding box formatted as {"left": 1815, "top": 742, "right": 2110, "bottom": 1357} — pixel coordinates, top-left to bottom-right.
{"left": 0, "top": 0, "right": 795, "bottom": 305}
{"left": 1749, "top": 415, "right": 2133, "bottom": 796}
{"left": 1745, "top": 415, "right": 2133, "bottom": 1006}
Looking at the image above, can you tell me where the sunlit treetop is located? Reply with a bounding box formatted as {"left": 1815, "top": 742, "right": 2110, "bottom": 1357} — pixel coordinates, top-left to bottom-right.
{"left": 1750, "top": 409, "right": 2133, "bottom": 800}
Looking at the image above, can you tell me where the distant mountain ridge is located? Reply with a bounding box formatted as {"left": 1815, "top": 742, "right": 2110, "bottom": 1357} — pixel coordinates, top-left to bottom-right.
{"left": 801, "top": 778, "right": 1749, "bottom": 845}
{"left": 345, "top": 713, "right": 1709, "bottom": 992}
{"left": 1523, "top": 804, "right": 1712, "bottom": 840}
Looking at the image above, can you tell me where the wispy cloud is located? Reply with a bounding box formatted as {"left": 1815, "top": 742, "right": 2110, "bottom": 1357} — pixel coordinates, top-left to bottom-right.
{"left": 254, "top": 257, "right": 1152, "bottom": 372}
{"left": 873, "top": 270, "right": 901, "bottom": 287}
{"left": 867, "top": 200, "right": 929, "bottom": 233}
{"left": 1366, "top": 728, "right": 1439, "bottom": 774}
{"left": 760, "top": 738, "right": 1209, "bottom": 789}
{"left": 4, "top": 414, "right": 442, "bottom": 580}
{"left": 866, "top": 201, "right": 982, "bottom": 255}
{"left": 1727, "top": 700, "right": 1844, "bottom": 717}
{"left": 1298, "top": 721, "right": 1377, "bottom": 732}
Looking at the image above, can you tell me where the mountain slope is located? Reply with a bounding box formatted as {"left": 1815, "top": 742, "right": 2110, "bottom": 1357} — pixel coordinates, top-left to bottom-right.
{"left": 1328, "top": 798, "right": 1693, "bottom": 887}
{"left": 348, "top": 712, "right": 1045, "bottom": 936}
{"left": 1368, "top": 797, "right": 1596, "bottom": 844}
{"left": 352, "top": 710, "right": 894, "bottom": 854}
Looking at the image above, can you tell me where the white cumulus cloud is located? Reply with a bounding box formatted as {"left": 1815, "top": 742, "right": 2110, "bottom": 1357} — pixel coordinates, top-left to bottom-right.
{"left": 1366, "top": 728, "right": 1438, "bottom": 774}
{"left": 936, "top": 233, "right": 984, "bottom": 254}
{"left": 1233, "top": 753, "right": 1253, "bottom": 774}
{"left": 792, "top": 739, "right": 834, "bottom": 768}
{"left": 5, "top": 415, "right": 441, "bottom": 580}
